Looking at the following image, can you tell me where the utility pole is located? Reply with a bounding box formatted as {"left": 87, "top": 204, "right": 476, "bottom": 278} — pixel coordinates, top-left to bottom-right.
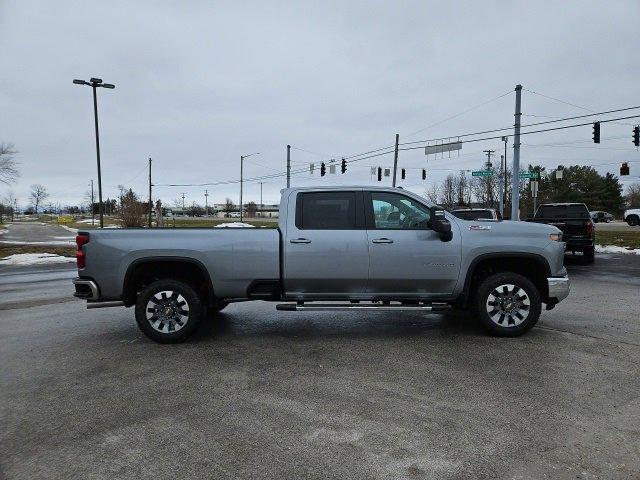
{"left": 483, "top": 150, "right": 495, "bottom": 208}
{"left": 498, "top": 156, "right": 504, "bottom": 216}
{"left": 501, "top": 136, "right": 508, "bottom": 216}
{"left": 391, "top": 134, "right": 400, "bottom": 187}
{"left": 90, "top": 180, "right": 95, "bottom": 226}
{"left": 511, "top": 85, "right": 522, "bottom": 220}
{"left": 204, "top": 190, "right": 209, "bottom": 217}
{"left": 260, "top": 182, "right": 263, "bottom": 217}
{"left": 181, "top": 193, "right": 185, "bottom": 211}
{"left": 148, "top": 157, "right": 152, "bottom": 228}
{"left": 286, "top": 145, "right": 291, "bottom": 188}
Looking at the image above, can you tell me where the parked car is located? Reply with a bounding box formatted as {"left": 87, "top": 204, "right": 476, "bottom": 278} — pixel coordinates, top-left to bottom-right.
{"left": 590, "top": 211, "right": 614, "bottom": 223}
{"left": 451, "top": 208, "right": 503, "bottom": 221}
{"left": 73, "top": 186, "right": 570, "bottom": 343}
{"left": 529, "top": 203, "right": 595, "bottom": 263}
{"left": 624, "top": 208, "right": 640, "bottom": 226}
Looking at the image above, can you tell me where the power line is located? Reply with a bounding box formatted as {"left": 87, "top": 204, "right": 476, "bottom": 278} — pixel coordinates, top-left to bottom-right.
{"left": 401, "top": 113, "right": 640, "bottom": 152}
{"left": 403, "top": 90, "right": 513, "bottom": 138}
{"left": 399, "top": 105, "right": 640, "bottom": 147}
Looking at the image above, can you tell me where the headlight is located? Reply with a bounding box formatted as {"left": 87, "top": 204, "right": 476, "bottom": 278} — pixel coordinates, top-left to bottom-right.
{"left": 549, "top": 233, "right": 563, "bottom": 242}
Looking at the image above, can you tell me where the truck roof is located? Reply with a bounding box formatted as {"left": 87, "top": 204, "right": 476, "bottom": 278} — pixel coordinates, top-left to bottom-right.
{"left": 281, "top": 185, "right": 411, "bottom": 193}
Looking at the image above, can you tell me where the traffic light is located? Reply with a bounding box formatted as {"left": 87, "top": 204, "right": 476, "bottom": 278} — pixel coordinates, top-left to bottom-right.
{"left": 377, "top": 167, "right": 382, "bottom": 181}
{"left": 341, "top": 158, "right": 347, "bottom": 174}
{"left": 421, "top": 169, "right": 426, "bottom": 180}
{"left": 320, "top": 162, "right": 326, "bottom": 176}
{"left": 620, "top": 162, "right": 630, "bottom": 176}
{"left": 401, "top": 168, "right": 406, "bottom": 180}
{"left": 633, "top": 126, "right": 640, "bottom": 147}
{"left": 592, "top": 121, "right": 600, "bottom": 144}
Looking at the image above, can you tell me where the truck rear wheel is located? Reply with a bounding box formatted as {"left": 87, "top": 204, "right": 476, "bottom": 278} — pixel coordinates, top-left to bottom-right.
{"left": 473, "top": 272, "right": 541, "bottom": 337}
{"left": 135, "top": 279, "right": 203, "bottom": 343}
{"left": 583, "top": 246, "right": 595, "bottom": 264}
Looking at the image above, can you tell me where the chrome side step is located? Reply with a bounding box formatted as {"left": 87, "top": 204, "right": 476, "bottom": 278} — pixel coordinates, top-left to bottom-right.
{"left": 276, "top": 302, "right": 449, "bottom": 312}
{"left": 86, "top": 301, "right": 125, "bottom": 309}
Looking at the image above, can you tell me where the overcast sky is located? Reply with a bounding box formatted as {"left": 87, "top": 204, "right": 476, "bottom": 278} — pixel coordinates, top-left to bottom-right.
{"left": 1, "top": 0, "right": 639, "bottom": 209}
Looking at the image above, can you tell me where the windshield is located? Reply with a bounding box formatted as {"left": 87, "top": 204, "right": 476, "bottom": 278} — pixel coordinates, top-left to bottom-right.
{"left": 535, "top": 204, "right": 589, "bottom": 219}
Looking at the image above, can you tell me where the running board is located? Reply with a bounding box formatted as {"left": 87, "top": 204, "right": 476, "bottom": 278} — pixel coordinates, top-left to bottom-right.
{"left": 276, "top": 302, "right": 449, "bottom": 312}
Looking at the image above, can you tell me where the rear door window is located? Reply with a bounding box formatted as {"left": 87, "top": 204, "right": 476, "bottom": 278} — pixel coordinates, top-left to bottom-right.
{"left": 296, "top": 192, "right": 360, "bottom": 229}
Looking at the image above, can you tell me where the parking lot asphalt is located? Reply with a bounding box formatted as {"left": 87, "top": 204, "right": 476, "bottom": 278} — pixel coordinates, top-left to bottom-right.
{"left": 1, "top": 255, "right": 639, "bottom": 479}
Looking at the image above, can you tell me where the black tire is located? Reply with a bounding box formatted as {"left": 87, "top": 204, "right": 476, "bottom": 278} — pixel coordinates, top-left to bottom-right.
{"left": 627, "top": 215, "right": 639, "bottom": 227}
{"left": 135, "top": 279, "right": 203, "bottom": 343}
{"left": 583, "top": 246, "right": 595, "bottom": 264}
{"left": 473, "top": 272, "right": 542, "bottom": 337}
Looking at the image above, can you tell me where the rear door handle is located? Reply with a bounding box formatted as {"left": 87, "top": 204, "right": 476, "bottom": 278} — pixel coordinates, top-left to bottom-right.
{"left": 372, "top": 238, "right": 394, "bottom": 244}
{"left": 290, "top": 238, "right": 311, "bottom": 244}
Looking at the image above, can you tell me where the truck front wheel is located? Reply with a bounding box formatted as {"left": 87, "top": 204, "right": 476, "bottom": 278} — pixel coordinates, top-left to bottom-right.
{"left": 135, "top": 279, "right": 203, "bottom": 343}
{"left": 473, "top": 272, "right": 542, "bottom": 337}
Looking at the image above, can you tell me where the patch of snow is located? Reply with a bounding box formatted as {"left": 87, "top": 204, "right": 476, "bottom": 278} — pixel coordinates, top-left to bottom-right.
{"left": 0, "top": 229, "right": 8, "bottom": 236}
{"left": 77, "top": 219, "right": 98, "bottom": 224}
{"left": 595, "top": 245, "right": 640, "bottom": 255}
{"left": 59, "top": 225, "right": 78, "bottom": 234}
{"left": 0, "top": 240, "right": 75, "bottom": 246}
{"left": 213, "top": 222, "right": 255, "bottom": 228}
{"left": 0, "top": 253, "right": 76, "bottom": 266}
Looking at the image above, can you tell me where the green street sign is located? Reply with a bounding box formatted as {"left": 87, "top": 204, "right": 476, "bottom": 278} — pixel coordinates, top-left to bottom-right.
{"left": 519, "top": 172, "right": 539, "bottom": 179}
{"left": 472, "top": 170, "right": 494, "bottom": 177}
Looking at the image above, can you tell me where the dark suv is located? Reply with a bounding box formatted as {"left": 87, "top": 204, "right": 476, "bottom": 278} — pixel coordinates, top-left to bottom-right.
{"left": 529, "top": 203, "right": 595, "bottom": 263}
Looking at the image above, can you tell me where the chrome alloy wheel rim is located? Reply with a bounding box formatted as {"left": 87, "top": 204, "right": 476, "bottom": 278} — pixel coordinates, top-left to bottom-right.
{"left": 146, "top": 290, "right": 189, "bottom": 333}
{"left": 485, "top": 284, "right": 530, "bottom": 327}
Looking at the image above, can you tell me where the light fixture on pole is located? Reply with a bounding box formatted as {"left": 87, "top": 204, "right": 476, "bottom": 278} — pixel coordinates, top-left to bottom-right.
{"left": 240, "top": 152, "right": 259, "bottom": 222}
{"left": 73, "top": 77, "right": 115, "bottom": 228}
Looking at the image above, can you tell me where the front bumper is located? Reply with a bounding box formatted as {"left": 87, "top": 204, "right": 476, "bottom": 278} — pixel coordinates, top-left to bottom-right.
{"left": 547, "top": 275, "right": 570, "bottom": 303}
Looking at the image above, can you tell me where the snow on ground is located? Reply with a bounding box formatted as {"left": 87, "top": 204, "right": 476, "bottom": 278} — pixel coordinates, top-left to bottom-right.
{"left": 0, "top": 253, "right": 76, "bottom": 266}
{"left": 0, "top": 240, "right": 75, "bottom": 246}
{"left": 213, "top": 222, "right": 255, "bottom": 228}
{"left": 595, "top": 245, "right": 640, "bottom": 255}
{"left": 0, "top": 229, "right": 8, "bottom": 236}
{"left": 59, "top": 225, "right": 78, "bottom": 234}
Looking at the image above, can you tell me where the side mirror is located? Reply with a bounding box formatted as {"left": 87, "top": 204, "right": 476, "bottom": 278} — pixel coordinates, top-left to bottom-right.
{"left": 430, "top": 206, "right": 453, "bottom": 242}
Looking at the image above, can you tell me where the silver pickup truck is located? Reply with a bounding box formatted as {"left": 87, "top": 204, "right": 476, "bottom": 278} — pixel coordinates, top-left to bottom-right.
{"left": 73, "top": 186, "right": 570, "bottom": 343}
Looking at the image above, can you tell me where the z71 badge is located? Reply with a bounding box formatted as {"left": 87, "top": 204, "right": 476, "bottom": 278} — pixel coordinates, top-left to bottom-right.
{"left": 469, "top": 225, "right": 491, "bottom": 231}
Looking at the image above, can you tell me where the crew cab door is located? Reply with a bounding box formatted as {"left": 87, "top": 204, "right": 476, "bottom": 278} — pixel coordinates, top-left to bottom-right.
{"left": 364, "top": 191, "right": 461, "bottom": 296}
{"left": 283, "top": 191, "right": 369, "bottom": 298}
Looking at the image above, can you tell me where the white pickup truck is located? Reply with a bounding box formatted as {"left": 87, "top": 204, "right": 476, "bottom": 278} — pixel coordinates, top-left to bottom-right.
{"left": 73, "top": 186, "right": 570, "bottom": 343}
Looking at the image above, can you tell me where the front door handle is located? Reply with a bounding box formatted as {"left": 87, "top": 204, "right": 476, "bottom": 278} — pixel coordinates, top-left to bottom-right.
{"left": 290, "top": 238, "right": 311, "bottom": 244}
{"left": 372, "top": 237, "right": 394, "bottom": 244}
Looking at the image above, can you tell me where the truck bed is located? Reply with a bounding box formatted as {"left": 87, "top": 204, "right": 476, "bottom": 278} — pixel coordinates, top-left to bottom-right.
{"left": 79, "top": 228, "right": 281, "bottom": 299}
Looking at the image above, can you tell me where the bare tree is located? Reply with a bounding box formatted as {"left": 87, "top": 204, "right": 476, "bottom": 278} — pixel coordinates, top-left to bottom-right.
{"left": 223, "top": 198, "right": 235, "bottom": 217}
{"left": 0, "top": 143, "right": 19, "bottom": 186}
{"left": 626, "top": 182, "right": 640, "bottom": 208}
{"left": 452, "top": 170, "right": 472, "bottom": 207}
{"left": 439, "top": 174, "right": 456, "bottom": 209}
{"left": 118, "top": 188, "right": 145, "bottom": 227}
{"left": 2, "top": 191, "right": 16, "bottom": 221}
{"left": 425, "top": 184, "right": 440, "bottom": 205}
{"left": 29, "top": 184, "right": 49, "bottom": 214}
{"left": 245, "top": 201, "right": 257, "bottom": 218}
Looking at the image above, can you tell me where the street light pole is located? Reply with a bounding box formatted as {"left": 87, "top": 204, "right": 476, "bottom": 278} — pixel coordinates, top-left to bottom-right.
{"left": 73, "top": 77, "right": 115, "bottom": 228}
{"left": 91, "top": 84, "right": 104, "bottom": 228}
{"left": 239, "top": 152, "right": 259, "bottom": 222}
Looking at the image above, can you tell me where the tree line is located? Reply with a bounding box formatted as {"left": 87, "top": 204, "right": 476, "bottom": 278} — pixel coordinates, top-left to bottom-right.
{"left": 426, "top": 164, "right": 632, "bottom": 218}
